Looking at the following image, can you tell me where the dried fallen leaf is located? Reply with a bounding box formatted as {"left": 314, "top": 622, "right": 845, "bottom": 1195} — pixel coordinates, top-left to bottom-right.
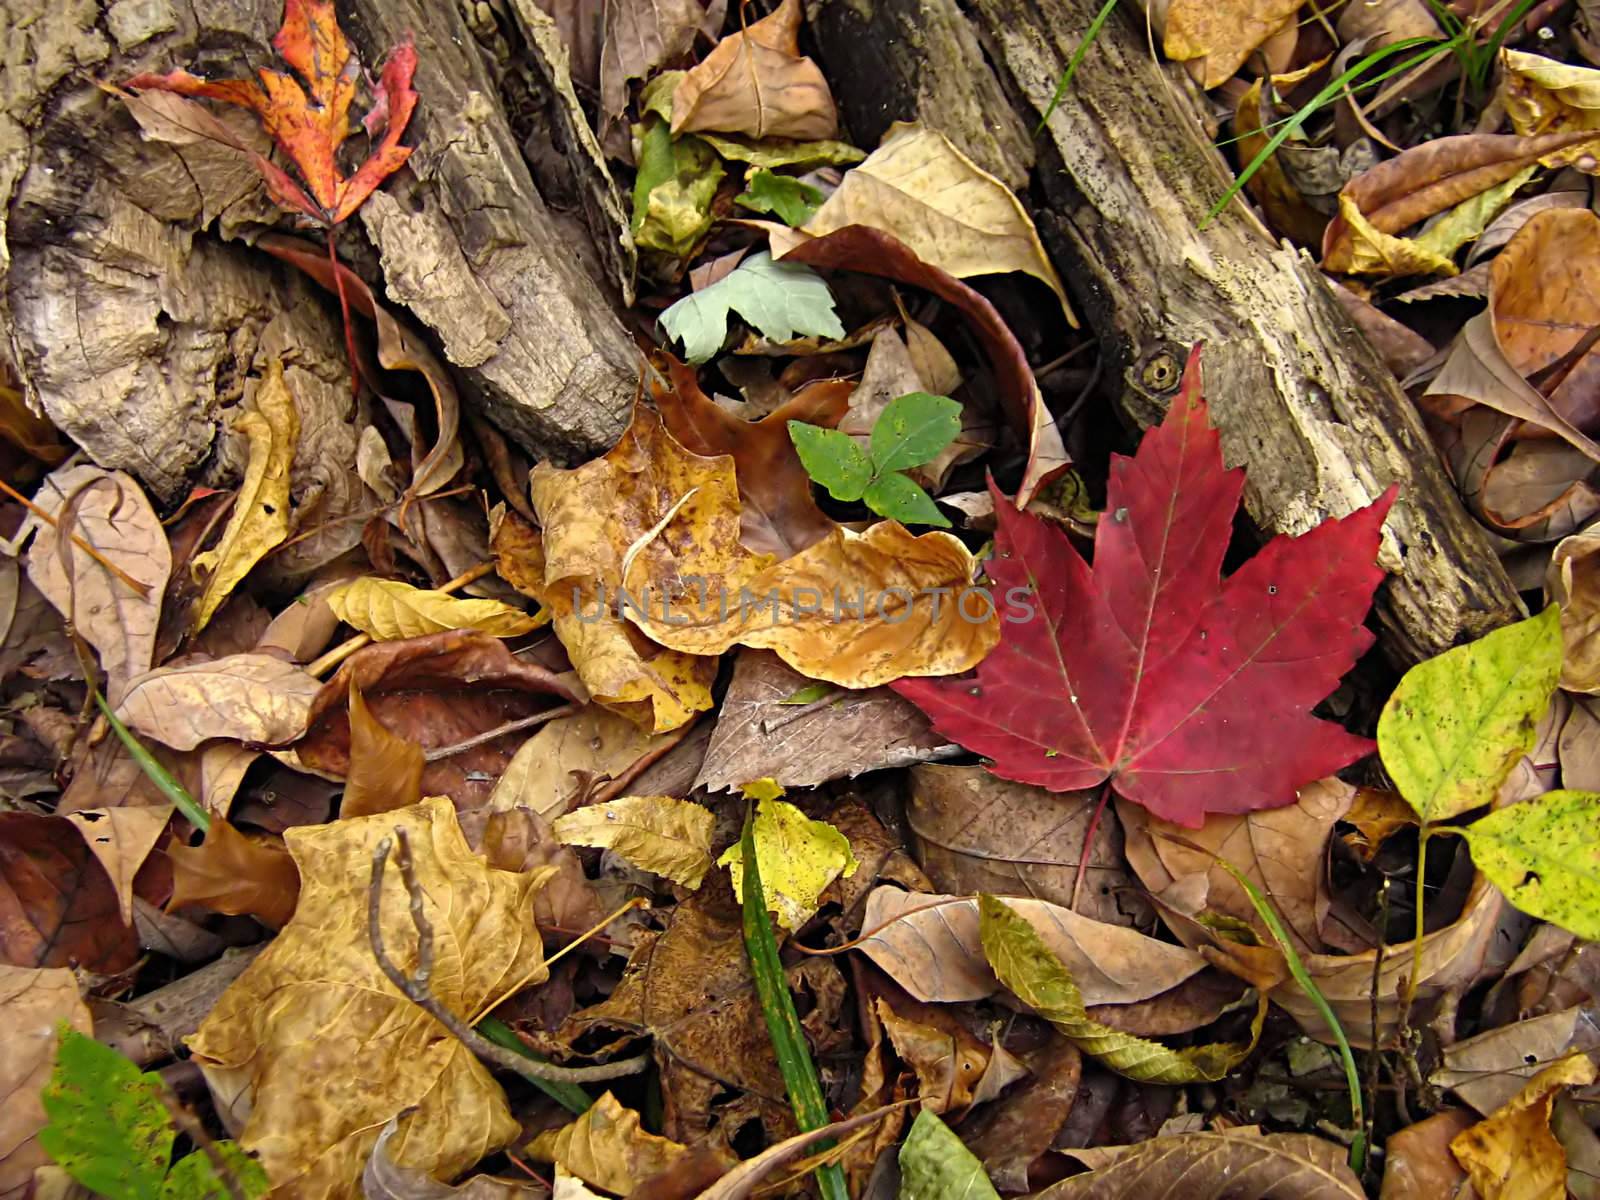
{"left": 1502, "top": 49, "right": 1600, "bottom": 170}
{"left": 908, "top": 766, "right": 1141, "bottom": 927}
{"left": 873, "top": 994, "right": 1025, "bottom": 1113}
{"left": 0, "top": 968, "right": 91, "bottom": 1200}
{"left": 341, "top": 679, "right": 424, "bottom": 820}
{"left": 191, "top": 360, "right": 298, "bottom": 634}
{"left": 168, "top": 817, "right": 301, "bottom": 929}
{"left": 528, "top": 406, "right": 721, "bottom": 733}
{"left": 1165, "top": 0, "right": 1303, "bottom": 88}
{"left": 188, "top": 797, "right": 551, "bottom": 1200}
{"left": 599, "top": 0, "right": 709, "bottom": 130}
{"left": 717, "top": 787, "right": 857, "bottom": 931}
{"left": 25, "top": 464, "right": 171, "bottom": 705}
{"left": 1034, "top": 1127, "right": 1365, "bottom": 1198}
{"left": 697, "top": 649, "right": 949, "bottom": 792}
{"left": 650, "top": 355, "right": 848, "bottom": 557}
{"left": 0, "top": 813, "right": 137, "bottom": 972}
{"left": 528, "top": 1092, "right": 695, "bottom": 1193}
{"left": 1451, "top": 1052, "right": 1598, "bottom": 1200}
{"left": 796, "top": 123, "right": 1073, "bottom": 323}
{"left": 856, "top": 886, "right": 1206, "bottom": 1006}
{"left": 363, "top": 1117, "right": 539, "bottom": 1200}
{"left": 115, "top": 654, "right": 322, "bottom": 751}
{"left": 1379, "top": 1109, "right": 1476, "bottom": 1200}
{"left": 1551, "top": 527, "right": 1600, "bottom": 692}
{"left": 295, "top": 631, "right": 580, "bottom": 814}
{"left": 1433, "top": 1006, "right": 1600, "bottom": 1115}
{"left": 64, "top": 806, "right": 173, "bottom": 927}
{"left": 1323, "top": 132, "right": 1597, "bottom": 276}
{"left": 125, "top": 0, "right": 418, "bottom": 226}
{"left": 328, "top": 577, "right": 545, "bottom": 641}
{"left": 1117, "top": 778, "right": 1355, "bottom": 954}
{"left": 671, "top": 0, "right": 837, "bottom": 141}
{"left": 552, "top": 794, "right": 714, "bottom": 888}
{"left": 488, "top": 705, "right": 669, "bottom": 819}
{"left": 780, "top": 226, "right": 1069, "bottom": 506}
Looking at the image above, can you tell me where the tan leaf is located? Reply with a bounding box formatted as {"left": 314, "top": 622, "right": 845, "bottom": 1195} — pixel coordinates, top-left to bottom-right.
{"left": 488, "top": 706, "right": 665, "bottom": 820}
{"left": 188, "top": 797, "right": 552, "bottom": 1200}
{"left": 1451, "top": 1053, "right": 1598, "bottom": 1200}
{"left": 65, "top": 805, "right": 173, "bottom": 926}
{"left": 478, "top": 806, "right": 604, "bottom": 935}
{"left": 1117, "top": 778, "right": 1356, "bottom": 955}
{"left": 1432, "top": 1006, "right": 1600, "bottom": 1115}
{"left": 1379, "top": 1109, "right": 1476, "bottom": 1200}
{"left": 328, "top": 577, "right": 545, "bottom": 641}
{"left": 115, "top": 653, "right": 322, "bottom": 751}
{"left": 1035, "top": 1127, "right": 1364, "bottom": 1198}
{"left": 800, "top": 123, "right": 1072, "bottom": 322}
{"left": 25, "top": 464, "right": 171, "bottom": 705}
{"left": 1165, "top": 0, "right": 1304, "bottom": 89}
{"left": 364, "top": 1116, "right": 542, "bottom": 1200}
{"left": 256, "top": 571, "right": 357, "bottom": 663}
{"left": 671, "top": 0, "right": 838, "bottom": 141}
{"left": 552, "top": 794, "right": 714, "bottom": 888}
{"left": 342, "top": 679, "right": 425, "bottom": 820}
{"left": 1549, "top": 526, "right": 1600, "bottom": 692}
{"left": 528, "top": 1091, "right": 692, "bottom": 1193}
{"left": 856, "top": 886, "right": 1207, "bottom": 1006}
{"left": 168, "top": 818, "right": 301, "bottom": 929}
{"left": 1323, "top": 131, "right": 1598, "bottom": 276}
{"left": 0, "top": 966, "right": 92, "bottom": 1200}
{"left": 191, "top": 360, "right": 299, "bottom": 634}
{"left": 873, "top": 994, "right": 1026, "bottom": 1113}
{"left": 908, "top": 766, "right": 1142, "bottom": 928}
{"left": 1502, "top": 49, "right": 1600, "bottom": 170}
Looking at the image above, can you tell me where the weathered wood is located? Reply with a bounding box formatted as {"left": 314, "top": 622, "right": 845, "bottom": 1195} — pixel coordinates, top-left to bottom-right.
{"left": 0, "top": 0, "right": 634, "bottom": 502}
{"left": 812, "top": 0, "right": 1523, "bottom": 662}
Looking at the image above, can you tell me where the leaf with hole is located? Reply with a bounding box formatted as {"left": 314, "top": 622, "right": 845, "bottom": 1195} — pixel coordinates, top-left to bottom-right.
{"left": 1457, "top": 789, "right": 1600, "bottom": 939}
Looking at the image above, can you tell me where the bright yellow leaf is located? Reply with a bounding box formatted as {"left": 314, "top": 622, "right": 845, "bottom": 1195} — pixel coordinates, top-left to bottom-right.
{"left": 327, "top": 577, "right": 546, "bottom": 640}
{"left": 552, "top": 795, "right": 714, "bottom": 888}
{"left": 718, "top": 788, "right": 857, "bottom": 931}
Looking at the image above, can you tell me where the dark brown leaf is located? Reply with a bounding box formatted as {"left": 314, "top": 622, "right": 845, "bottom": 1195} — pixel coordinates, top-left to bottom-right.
{"left": 0, "top": 813, "right": 137, "bottom": 971}
{"left": 295, "top": 630, "right": 580, "bottom": 814}
{"left": 960, "top": 1035, "right": 1082, "bottom": 1191}
{"left": 1036, "top": 1128, "right": 1365, "bottom": 1198}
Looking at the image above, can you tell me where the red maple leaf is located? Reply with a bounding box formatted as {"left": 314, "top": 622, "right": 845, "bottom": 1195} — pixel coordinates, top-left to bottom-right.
{"left": 893, "top": 348, "right": 1396, "bottom": 828}
{"left": 125, "top": 0, "right": 417, "bottom": 227}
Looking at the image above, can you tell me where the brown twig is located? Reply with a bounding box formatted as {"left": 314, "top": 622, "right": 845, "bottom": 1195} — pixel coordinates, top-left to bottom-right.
{"left": 422, "top": 703, "right": 581, "bottom": 762}
{"left": 368, "top": 828, "right": 649, "bottom": 1085}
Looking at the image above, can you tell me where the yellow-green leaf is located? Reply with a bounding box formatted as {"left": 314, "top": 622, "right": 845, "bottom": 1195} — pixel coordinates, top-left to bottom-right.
{"left": 977, "top": 894, "right": 1263, "bottom": 1083}
{"left": 717, "top": 788, "right": 857, "bottom": 931}
{"left": 551, "top": 795, "right": 714, "bottom": 888}
{"left": 327, "top": 577, "right": 546, "bottom": 641}
{"left": 898, "top": 1109, "right": 999, "bottom": 1200}
{"left": 1459, "top": 789, "right": 1600, "bottom": 939}
{"left": 1378, "top": 606, "right": 1563, "bottom": 824}
{"left": 191, "top": 360, "right": 299, "bottom": 633}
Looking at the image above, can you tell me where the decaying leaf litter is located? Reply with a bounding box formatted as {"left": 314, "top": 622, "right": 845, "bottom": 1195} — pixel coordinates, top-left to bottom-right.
{"left": 6, "top": 0, "right": 1600, "bottom": 1194}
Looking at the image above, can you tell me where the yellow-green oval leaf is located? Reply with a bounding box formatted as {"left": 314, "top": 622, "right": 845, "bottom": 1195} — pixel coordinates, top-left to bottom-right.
{"left": 977, "top": 894, "right": 1262, "bottom": 1083}
{"left": 898, "top": 1109, "right": 1000, "bottom": 1200}
{"left": 327, "top": 577, "right": 546, "bottom": 641}
{"left": 717, "top": 788, "right": 857, "bottom": 931}
{"left": 552, "top": 795, "right": 715, "bottom": 889}
{"left": 1459, "top": 789, "right": 1600, "bottom": 940}
{"left": 1378, "top": 606, "right": 1562, "bottom": 824}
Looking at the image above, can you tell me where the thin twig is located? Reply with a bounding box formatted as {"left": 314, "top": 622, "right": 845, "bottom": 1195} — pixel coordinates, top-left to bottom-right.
{"left": 422, "top": 703, "right": 581, "bottom": 762}
{"left": 368, "top": 829, "right": 650, "bottom": 1085}
{"left": 152, "top": 1081, "right": 249, "bottom": 1200}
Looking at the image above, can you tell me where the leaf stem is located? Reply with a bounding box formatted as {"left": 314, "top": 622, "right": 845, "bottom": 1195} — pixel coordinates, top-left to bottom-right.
{"left": 1404, "top": 824, "right": 1431, "bottom": 1013}
{"left": 1069, "top": 780, "right": 1111, "bottom": 913}
{"left": 739, "top": 811, "right": 849, "bottom": 1200}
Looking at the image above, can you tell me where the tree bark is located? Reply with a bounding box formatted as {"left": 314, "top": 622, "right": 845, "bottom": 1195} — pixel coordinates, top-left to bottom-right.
{"left": 812, "top": 0, "right": 1523, "bottom": 663}
{"left": 0, "top": 0, "right": 635, "bottom": 503}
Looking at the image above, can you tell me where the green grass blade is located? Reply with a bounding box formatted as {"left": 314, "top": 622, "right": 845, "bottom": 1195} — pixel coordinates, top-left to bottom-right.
{"left": 1036, "top": 0, "right": 1120, "bottom": 131}
{"left": 1207, "top": 856, "right": 1368, "bottom": 1175}
{"left": 739, "top": 813, "right": 849, "bottom": 1200}
{"left": 1205, "top": 36, "right": 1452, "bottom": 226}
{"left": 475, "top": 1016, "right": 593, "bottom": 1115}
{"left": 93, "top": 689, "right": 211, "bottom": 834}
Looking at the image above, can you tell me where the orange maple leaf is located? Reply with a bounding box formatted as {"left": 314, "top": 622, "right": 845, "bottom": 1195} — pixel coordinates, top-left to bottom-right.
{"left": 125, "top": 0, "right": 417, "bottom": 227}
